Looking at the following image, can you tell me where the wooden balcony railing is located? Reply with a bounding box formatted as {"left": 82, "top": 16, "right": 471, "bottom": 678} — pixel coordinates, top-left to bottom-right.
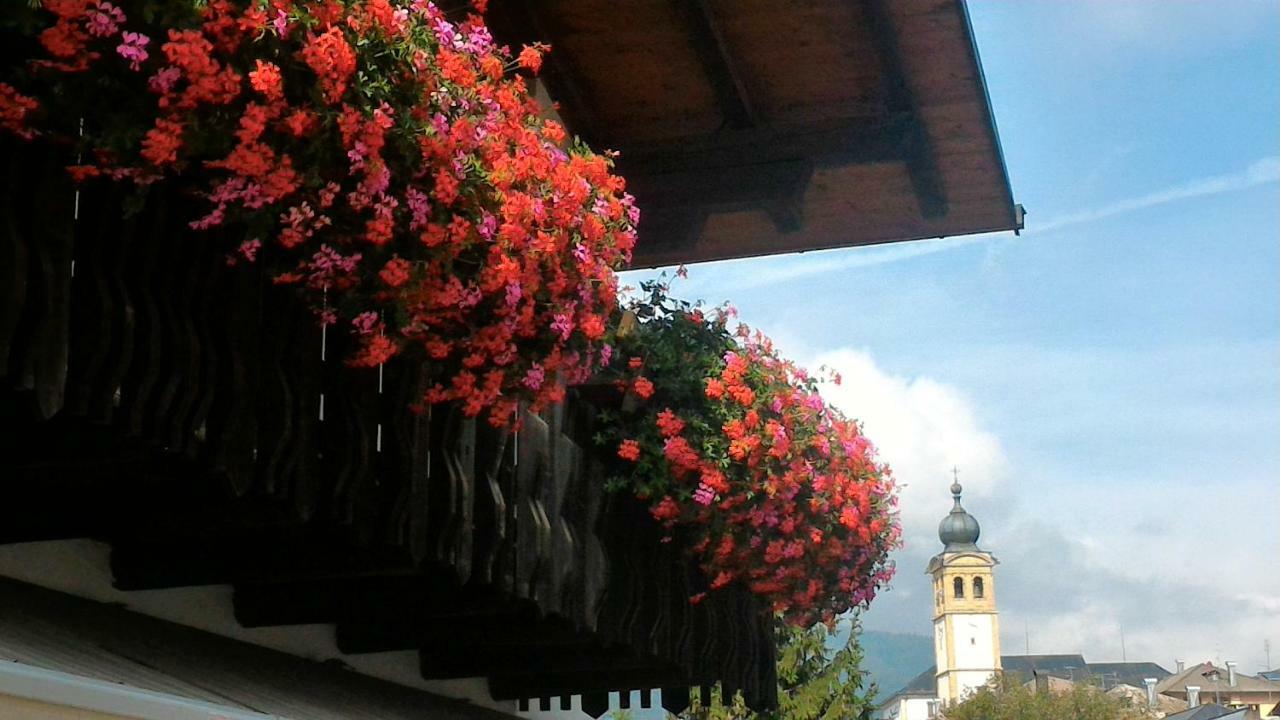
{"left": 0, "top": 139, "right": 777, "bottom": 716}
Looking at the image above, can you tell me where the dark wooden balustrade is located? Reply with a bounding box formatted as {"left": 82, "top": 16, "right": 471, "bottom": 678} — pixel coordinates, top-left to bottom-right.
{"left": 0, "top": 139, "right": 778, "bottom": 716}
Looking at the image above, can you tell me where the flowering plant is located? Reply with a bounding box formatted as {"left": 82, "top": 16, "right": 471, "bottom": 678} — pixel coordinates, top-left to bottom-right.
{"left": 0, "top": 0, "right": 638, "bottom": 425}
{"left": 596, "top": 277, "right": 900, "bottom": 626}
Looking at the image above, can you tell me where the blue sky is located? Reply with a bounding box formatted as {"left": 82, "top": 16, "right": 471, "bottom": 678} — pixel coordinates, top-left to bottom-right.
{"left": 622, "top": 0, "right": 1280, "bottom": 677}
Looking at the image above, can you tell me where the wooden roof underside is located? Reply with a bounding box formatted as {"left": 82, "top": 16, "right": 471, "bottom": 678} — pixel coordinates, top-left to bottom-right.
{"left": 489, "top": 0, "right": 1022, "bottom": 267}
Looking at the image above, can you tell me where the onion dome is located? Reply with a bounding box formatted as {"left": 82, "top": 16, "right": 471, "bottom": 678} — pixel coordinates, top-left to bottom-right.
{"left": 938, "top": 481, "right": 981, "bottom": 551}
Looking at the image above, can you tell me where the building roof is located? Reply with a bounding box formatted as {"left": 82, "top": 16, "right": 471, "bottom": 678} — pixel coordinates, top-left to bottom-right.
{"left": 875, "top": 666, "right": 938, "bottom": 709}
{"left": 1001, "top": 654, "right": 1093, "bottom": 683}
{"left": 882, "top": 654, "right": 1099, "bottom": 705}
{"left": 488, "top": 0, "right": 1022, "bottom": 267}
{"left": 1106, "top": 683, "right": 1188, "bottom": 714}
{"left": 938, "top": 481, "right": 982, "bottom": 552}
{"left": 1261, "top": 669, "right": 1280, "bottom": 682}
{"left": 1162, "top": 704, "right": 1249, "bottom": 720}
{"left": 0, "top": 577, "right": 517, "bottom": 720}
{"left": 1157, "top": 662, "right": 1280, "bottom": 696}
{"left": 1086, "top": 661, "right": 1173, "bottom": 689}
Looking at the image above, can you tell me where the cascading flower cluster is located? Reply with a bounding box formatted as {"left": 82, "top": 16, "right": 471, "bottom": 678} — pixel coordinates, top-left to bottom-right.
{"left": 596, "top": 278, "right": 901, "bottom": 627}
{"left": 0, "top": 0, "right": 638, "bottom": 426}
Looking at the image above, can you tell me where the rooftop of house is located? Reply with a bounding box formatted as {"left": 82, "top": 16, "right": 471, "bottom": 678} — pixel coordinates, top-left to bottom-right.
{"left": 1105, "top": 683, "right": 1189, "bottom": 715}
{"left": 880, "top": 655, "right": 1174, "bottom": 706}
{"left": 1162, "top": 703, "right": 1251, "bottom": 720}
{"left": 1157, "top": 662, "right": 1280, "bottom": 697}
{"left": 1087, "top": 661, "right": 1174, "bottom": 689}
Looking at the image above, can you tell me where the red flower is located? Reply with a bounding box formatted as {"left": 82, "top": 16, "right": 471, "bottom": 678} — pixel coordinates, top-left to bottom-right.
{"left": 661, "top": 436, "right": 700, "bottom": 476}
{"left": 282, "top": 109, "right": 315, "bottom": 137}
{"left": 617, "top": 439, "right": 641, "bottom": 462}
{"left": 379, "top": 257, "right": 411, "bottom": 288}
{"left": 516, "top": 44, "right": 546, "bottom": 74}
{"left": 579, "top": 314, "right": 605, "bottom": 340}
{"left": 655, "top": 409, "right": 684, "bottom": 438}
{"left": 300, "top": 26, "right": 356, "bottom": 104}
{"left": 0, "top": 84, "right": 40, "bottom": 139}
{"left": 651, "top": 496, "right": 680, "bottom": 522}
{"left": 9, "top": 0, "right": 638, "bottom": 433}
{"left": 140, "top": 118, "right": 184, "bottom": 166}
{"left": 348, "top": 333, "right": 398, "bottom": 368}
{"left": 249, "top": 59, "right": 284, "bottom": 101}
{"left": 632, "top": 376, "right": 654, "bottom": 400}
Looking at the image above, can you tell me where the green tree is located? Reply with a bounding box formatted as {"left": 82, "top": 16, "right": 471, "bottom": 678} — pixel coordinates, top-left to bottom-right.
{"left": 679, "top": 616, "right": 877, "bottom": 720}
{"left": 942, "top": 677, "right": 1151, "bottom": 720}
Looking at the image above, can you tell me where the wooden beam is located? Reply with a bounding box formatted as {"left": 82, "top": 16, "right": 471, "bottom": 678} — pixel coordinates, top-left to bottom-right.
{"left": 624, "top": 159, "right": 811, "bottom": 247}
{"left": 863, "top": 0, "right": 948, "bottom": 218}
{"left": 674, "top": 0, "right": 757, "bottom": 129}
{"left": 625, "top": 159, "right": 811, "bottom": 212}
{"left": 615, "top": 113, "right": 917, "bottom": 174}
{"left": 108, "top": 533, "right": 417, "bottom": 590}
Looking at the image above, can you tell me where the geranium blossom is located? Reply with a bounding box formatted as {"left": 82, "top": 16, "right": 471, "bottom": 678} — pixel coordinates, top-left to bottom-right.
{"left": 4, "top": 0, "right": 638, "bottom": 427}
{"left": 597, "top": 279, "right": 901, "bottom": 627}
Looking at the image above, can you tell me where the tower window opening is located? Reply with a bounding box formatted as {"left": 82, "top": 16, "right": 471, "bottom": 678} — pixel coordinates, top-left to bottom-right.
{"left": 953, "top": 577, "right": 964, "bottom": 598}
{"left": 974, "top": 577, "right": 985, "bottom": 599}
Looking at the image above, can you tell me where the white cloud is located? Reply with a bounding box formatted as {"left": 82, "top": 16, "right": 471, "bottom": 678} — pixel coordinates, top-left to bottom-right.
{"left": 807, "top": 348, "right": 1010, "bottom": 544}
{"left": 1035, "top": 156, "right": 1280, "bottom": 234}
{"left": 805, "top": 348, "right": 1280, "bottom": 673}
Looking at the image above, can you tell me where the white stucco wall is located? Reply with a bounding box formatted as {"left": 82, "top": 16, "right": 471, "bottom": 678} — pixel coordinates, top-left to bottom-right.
{"left": 950, "top": 613, "right": 996, "bottom": 670}
{"left": 955, "top": 671, "right": 994, "bottom": 700}
{"left": 877, "top": 697, "right": 937, "bottom": 720}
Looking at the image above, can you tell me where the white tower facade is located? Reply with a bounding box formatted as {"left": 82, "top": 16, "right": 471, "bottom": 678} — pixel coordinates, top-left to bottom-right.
{"left": 926, "top": 481, "right": 1001, "bottom": 705}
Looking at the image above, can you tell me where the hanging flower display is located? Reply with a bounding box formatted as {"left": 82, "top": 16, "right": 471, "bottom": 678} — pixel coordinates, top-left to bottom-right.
{"left": 0, "top": 0, "right": 638, "bottom": 426}
{"left": 595, "top": 277, "right": 901, "bottom": 626}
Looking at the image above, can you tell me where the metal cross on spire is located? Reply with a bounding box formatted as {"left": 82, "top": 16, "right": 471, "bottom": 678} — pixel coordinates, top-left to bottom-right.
{"left": 951, "top": 466, "right": 960, "bottom": 483}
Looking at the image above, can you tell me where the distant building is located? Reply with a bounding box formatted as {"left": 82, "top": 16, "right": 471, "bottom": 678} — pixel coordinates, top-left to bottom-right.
{"left": 875, "top": 482, "right": 1176, "bottom": 720}
{"left": 927, "top": 481, "right": 1002, "bottom": 705}
{"left": 1157, "top": 662, "right": 1280, "bottom": 718}
{"left": 1107, "top": 683, "right": 1189, "bottom": 716}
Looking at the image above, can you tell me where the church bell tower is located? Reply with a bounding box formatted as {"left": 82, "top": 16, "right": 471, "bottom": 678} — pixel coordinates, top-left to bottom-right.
{"left": 926, "top": 478, "right": 1001, "bottom": 705}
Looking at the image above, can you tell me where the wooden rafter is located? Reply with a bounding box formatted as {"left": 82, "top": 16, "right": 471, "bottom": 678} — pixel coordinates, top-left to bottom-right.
{"left": 674, "top": 0, "right": 757, "bottom": 129}
{"left": 616, "top": 112, "right": 919, "bottom": 172}
{"left": 863, "top": 0, "right": 948, "bottom": 218}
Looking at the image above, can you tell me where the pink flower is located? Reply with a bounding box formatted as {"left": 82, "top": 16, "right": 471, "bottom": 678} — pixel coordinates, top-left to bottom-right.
{"left": 477, "top": 211, "right": 496, "bottom": 239}
{"left": 693, "top": 483, "right": 715, "bottom": 506}
{"left": 522, "top": 364, "right": 545, "bottom": 390}
{"left": 148, "top": 66, "right": 180, "bottom": 94}
{"left": 236, "top": 238, "right": 261, "bottom": 262}
{"left": 550, "top": 312, "right": 572, "bottom": 340}
{"left": 351, "top": 311, "right": 379, "bottom": 335}
{"left": 272, "top": 9, "right": 290, "bottom": 37}
{"left": 116, "top": 31, "right": 149, "bottom": 71}
{"left": 504, "top": 282, "right": 522, "bottom": 308}
{"left": 86, "top": 2, "right": 126, "bottom": 37}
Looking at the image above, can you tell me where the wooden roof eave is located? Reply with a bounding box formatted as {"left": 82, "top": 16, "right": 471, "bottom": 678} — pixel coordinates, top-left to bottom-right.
{"left": 487, "top": 0, "right": 1022, "bottom": 267}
